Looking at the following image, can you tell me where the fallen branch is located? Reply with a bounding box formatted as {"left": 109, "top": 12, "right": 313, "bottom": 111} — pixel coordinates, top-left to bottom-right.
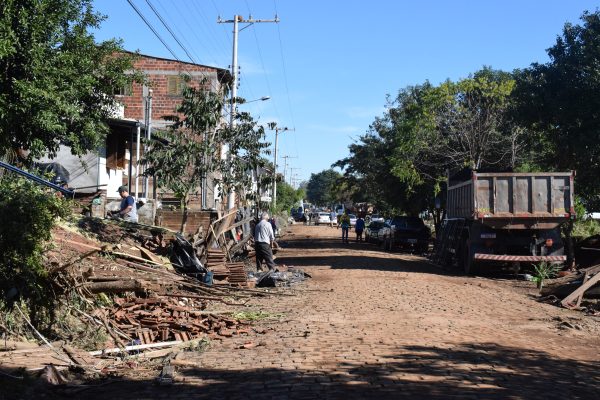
{"left": 89, "top": 340, "right": 183, "bottom": 356}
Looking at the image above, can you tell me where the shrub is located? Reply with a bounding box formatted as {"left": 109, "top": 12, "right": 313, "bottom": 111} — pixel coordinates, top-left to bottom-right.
{"left": 0, "top": 175, "right": 69, "bottom": 325}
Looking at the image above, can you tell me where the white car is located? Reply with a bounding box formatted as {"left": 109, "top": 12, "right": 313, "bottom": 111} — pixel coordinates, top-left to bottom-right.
{"left": 314, "top": 212, "right": 332, "bottom": 225}
{"left": 348, "top": 214, "right": 357, "bottom": 227}
{"left": 370, "top": 214, "right": 385, "bottom": 223}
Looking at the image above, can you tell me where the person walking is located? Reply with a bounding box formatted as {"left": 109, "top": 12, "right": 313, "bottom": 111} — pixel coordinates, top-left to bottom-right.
{"left": 339, "top": 211, "right": 351, "bottom": 243}
{"left": 329, "top": 210, "right": 337, "bottom": 228}
{"left": 254, "top": 212, "right": 277, "bottom": 271}
{"left": 355, "top": 215, "right": 365, "bottom": 242}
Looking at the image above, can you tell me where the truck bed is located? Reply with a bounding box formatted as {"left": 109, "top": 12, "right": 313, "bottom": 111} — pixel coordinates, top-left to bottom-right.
{"left": 447, "top": 172, "right": 574, "bottom": 229}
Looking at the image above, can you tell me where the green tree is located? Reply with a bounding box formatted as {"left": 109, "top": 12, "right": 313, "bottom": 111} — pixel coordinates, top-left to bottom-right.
{"left": 513, "top": 10, "right": 600, "bottom": 208}
{"left": 335, "top": 69, "right": 522, "bottom": 226}
{"left": 143, "top": 87, "right": 269, "bottom": 232}
{"left": 306, "top": 169, "right": 342, "bottom": 206}
{"left": 0, "top": 175, "right": 69, "bottom": 325}
{"left": 274, "top": 181, "right": 303, "bottom": 214}
{"left": 0, "top": 0, "right": 140, "bottom": 160}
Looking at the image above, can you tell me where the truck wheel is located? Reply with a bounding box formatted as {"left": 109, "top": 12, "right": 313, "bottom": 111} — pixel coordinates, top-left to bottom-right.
{"left": 461, "top": 243, "right": 479, "bottom": 275}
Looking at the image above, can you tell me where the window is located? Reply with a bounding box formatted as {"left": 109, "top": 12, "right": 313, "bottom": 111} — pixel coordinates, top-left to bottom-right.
{"left": 167, "top": 75, "right": 187, "bottom": 96}
{"left": 114, "top": 83, "right": 133, "bottom": 96}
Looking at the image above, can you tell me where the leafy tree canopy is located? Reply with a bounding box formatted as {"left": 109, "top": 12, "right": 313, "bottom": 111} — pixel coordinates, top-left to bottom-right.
{"left": 306, "top": 169, "right": 342, "bottom": 206}
{"left": 513, "top": 10, "right": 600, "bottom": 208}
{"left": 143, "top": 85, "right": 270, "bottom": 231}
{"left": 0, "top": 0, "right": 140, "bottom": 160}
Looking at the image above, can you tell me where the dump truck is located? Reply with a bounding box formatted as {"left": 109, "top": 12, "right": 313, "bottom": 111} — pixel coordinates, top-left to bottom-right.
{"left": 435, "top": 170, "right": 575, "bottom": 274}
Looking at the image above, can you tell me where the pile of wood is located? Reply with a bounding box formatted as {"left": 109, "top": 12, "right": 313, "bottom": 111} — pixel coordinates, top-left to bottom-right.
{"left": 541, "top": 264, "right": 600, "bottom": 311}
{"left": 205, "top": 248, "right": 248, "bottom": 287}
{"left": 106, "top": 296, "right": 249, "bottom": 344}
{"left": 46, "top": 224, "right": 270, "bottom": 349}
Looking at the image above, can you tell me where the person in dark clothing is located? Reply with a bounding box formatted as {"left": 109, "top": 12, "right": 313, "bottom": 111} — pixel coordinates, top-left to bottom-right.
{"left": 355, "top": 216, "right": 365, "bottom": 242}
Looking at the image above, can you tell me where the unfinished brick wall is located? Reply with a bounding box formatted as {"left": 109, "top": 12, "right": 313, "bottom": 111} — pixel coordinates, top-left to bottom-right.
{"left": 116, "top": 53, "right": 229, "bottom": 124}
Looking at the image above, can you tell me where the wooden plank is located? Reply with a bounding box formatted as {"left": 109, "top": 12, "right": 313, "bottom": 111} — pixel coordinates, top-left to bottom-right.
{"left": 561, "top": 272, "right": 600, "bottom": 309}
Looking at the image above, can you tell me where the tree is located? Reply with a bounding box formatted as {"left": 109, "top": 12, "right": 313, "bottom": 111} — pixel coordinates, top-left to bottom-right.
{"left": 274, "top": 181, "right": 304, "bottom": 214}
{"left": 143, "top": 86, "right": 269, "bottom": 232}
{"left": 306, "top": 169, "right": 342, "bottom": 206}
{"left": 0, "top": 0, "right": 140, "bottom": 160}
{"left": 513, "top": 10, "right": 600, "bottom": 208}
{"left": 335, "top": 69, "right": 522, "bottom": 226}
{"left": 0, "top": 175, "right": 69, "bottom": 325}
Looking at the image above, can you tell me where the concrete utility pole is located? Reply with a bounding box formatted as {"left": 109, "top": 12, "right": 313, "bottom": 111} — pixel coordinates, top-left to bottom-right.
{"left": 142, "top": 89, "right": 153, "bottom": 199}
{"left": 281, "top": 155, "right": 296, "bottom": 185}
{"left": 269, "top": 125, "right": 294, "bottom": 209}
{"left": 218, "top": 14, "right": 279, "bottom": 210}
{"left": 289, "top": 167, "right": 300, "bottom": 186}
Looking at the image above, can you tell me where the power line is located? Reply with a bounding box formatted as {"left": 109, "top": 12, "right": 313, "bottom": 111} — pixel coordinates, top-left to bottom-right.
{"left": 155, "top": 0, "right": 212, "bottom": 66}
{"left": 125, "top": 0, "right": 219, "bottom": 92}
{"left": 244, "top": 0, "right": 282, "bottom": 124}
{"left": 186, "top": 0, "right": 232, "bottom": 60}
{"left": 145, "top": 0, "right": 198, "bottom": 64}
{"left": 273, "top": 0, "right": 299, "bottom": 161}
{"left": 125, "top": 0, "right": 180, "bottom": 62}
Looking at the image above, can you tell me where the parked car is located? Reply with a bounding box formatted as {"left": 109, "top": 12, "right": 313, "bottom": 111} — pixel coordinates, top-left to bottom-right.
{"left": 291, "top": 206, "right": 306, "bottom": 222}
{"left": 380, "top": 216, "right": 430, "bottom": 253}
{"left": 365, "top": 221, "right": 390, "bottom": 244}
{"left": 314, "top": 212, "right": 332, "bottom": 225}
{"left": 370, "top": 214, "right": 385, "bottom": 223}
{"left": 575, "top": 234, "right": 600, "bottom": 268}
{"left": 348, "top": 214, "right": 357, "bottom": 227}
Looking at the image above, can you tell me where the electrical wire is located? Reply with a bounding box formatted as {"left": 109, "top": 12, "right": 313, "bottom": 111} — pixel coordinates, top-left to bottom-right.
{"left": 124, "top": 0, "right": 219, "bottom": 91}
{"left": 125, "top": 0, "right": 181, "bottom": 63}
{"left": 144, "top": 0, "right": 198, "bottom": 64}
{"left": 154, "top": 0, "right": 211, "bottom": 65}
{"left": 273, "top": 0, "right": 300, "bottom": 161}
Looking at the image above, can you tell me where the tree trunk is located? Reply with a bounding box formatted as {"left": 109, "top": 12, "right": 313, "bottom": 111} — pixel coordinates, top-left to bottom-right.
{"left": 84, "top": 280, "right": 144, "bottom": 294}
{"left": 180, "top": 204, "right": 188, "bottom": 236}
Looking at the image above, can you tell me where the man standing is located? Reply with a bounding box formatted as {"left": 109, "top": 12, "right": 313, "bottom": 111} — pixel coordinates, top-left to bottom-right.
{"left": 355, "top": 215, "right": 365, "bottom": 242}
{"left": 254, "top": 212, "right": 277, "bottom": 271}
{"left": 329, "top": 210, "right": 337, "bottom": 228}
{"left": 339, "top": 211, "right": 351, "bottom": 243}
{"left": 111, "top": 185, "right": 138, "bottom": 223}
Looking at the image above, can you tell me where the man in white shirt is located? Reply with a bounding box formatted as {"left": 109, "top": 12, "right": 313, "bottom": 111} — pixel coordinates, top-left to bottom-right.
{"left": 254, "top": 212, "right": 277, "bottom": 271}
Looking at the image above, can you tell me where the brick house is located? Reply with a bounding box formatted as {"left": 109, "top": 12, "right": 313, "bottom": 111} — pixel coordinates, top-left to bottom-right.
{"left": 38, "top": 52, "right": 232, "bottom": 223}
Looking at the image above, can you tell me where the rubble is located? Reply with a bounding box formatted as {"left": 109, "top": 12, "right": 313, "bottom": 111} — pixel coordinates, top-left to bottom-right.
{"left": 540, "top": 264, "right": 600, "bottom": 313}
{"left": 0, "top": 213, "right": 307, "bottom": 383}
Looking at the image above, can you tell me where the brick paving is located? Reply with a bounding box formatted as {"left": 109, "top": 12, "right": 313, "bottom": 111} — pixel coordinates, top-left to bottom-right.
{"left": 37, "top": 225, "right": 600, "bottom": 399}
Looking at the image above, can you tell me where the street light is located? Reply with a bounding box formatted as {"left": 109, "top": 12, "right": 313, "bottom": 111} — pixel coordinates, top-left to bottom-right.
{"left": 244, "top": 96, "right": 270, "bottom": 103}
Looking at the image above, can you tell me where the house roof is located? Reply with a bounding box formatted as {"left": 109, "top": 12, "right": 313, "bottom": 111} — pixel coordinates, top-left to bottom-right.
{"left": 121, "top": 50, "right": 232, "bottom": 83}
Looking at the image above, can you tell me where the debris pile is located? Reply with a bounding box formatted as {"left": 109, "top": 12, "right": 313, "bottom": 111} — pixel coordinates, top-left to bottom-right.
{"left": 106, "top": 297, "right": 250, "bottom": 343}
{"left": 541, "top": 264, "right": 600, "bottom": 313}
{"left": 0, "top": 208, "right": 306, "bottom": 386}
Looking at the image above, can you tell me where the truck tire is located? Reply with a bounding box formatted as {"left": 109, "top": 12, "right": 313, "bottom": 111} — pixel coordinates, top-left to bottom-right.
{"left": 461, "top": 242, "right": 479, "bottom": 275}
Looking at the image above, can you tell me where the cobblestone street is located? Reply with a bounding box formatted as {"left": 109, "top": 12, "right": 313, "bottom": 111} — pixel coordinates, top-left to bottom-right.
{"left": 84, "top": 224, "right": 600, "bottom": 399}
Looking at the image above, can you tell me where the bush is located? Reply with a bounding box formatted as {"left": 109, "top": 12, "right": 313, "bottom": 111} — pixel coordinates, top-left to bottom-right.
{"left": 0, "top": 175, "right": 69, "bottom": 325}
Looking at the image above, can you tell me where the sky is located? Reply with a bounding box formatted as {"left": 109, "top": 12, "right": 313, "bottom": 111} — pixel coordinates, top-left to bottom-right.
{"left": 93, "top": 0, "right": 599, "bottom": 185}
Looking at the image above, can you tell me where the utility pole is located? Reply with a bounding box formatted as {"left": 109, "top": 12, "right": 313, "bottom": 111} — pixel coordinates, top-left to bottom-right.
{"left": 269, "top": 125, "right": 294, "bottom": 209}
{"left": 142, "top": 89, "right": 153, "bottom": 199}
{"left": 289, "top": 167, "right": 300, "bottom": 185}
{"left": 218, "top": 14, "right": 279, "bottom": 210}
{"left": 281, "top": 155, "right": 296, "bottom": 184}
